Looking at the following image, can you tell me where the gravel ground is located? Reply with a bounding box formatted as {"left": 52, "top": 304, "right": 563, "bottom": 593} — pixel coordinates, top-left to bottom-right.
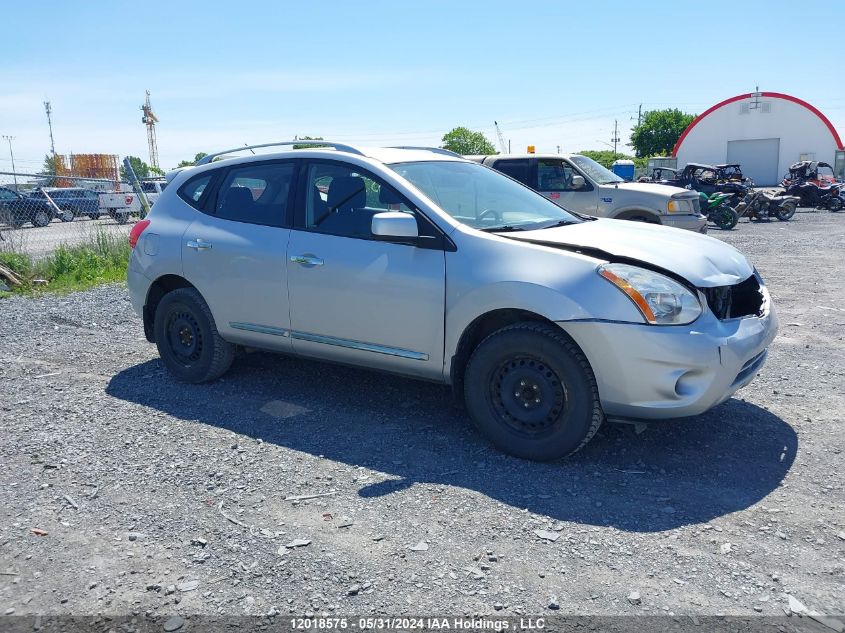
{"left": 0, "top": 210, "right": 843, "bottom": 620}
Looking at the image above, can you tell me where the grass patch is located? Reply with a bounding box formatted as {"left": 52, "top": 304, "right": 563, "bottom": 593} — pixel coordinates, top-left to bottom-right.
{"left": 0, "top": 230, "right": 130, "bottom": 295}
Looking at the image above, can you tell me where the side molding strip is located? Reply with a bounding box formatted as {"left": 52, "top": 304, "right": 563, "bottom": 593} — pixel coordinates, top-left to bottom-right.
{"left": 228, "top": 323, "right": 429, "bottom": 361}
{"left": 291, "top": 330, "right": 429, "bottom": 361}
{"left": 229, "top": 322, "right": 290, "bottom": 337}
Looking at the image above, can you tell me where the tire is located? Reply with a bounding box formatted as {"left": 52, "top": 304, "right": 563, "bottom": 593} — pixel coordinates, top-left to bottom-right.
{"left": 153, "top": 288, "right": 235, "bottom": 383}
{"left": 110, "top": 210, "right": 129, "bottom": 225}
{"left": 827, "top": 196, "right": 843, "bottom": 212}
{"left": 712, "top": 206, "right": 738, "bottom": 230}
{"left": 32, "top": 209, "right": 51, "bottom": 227}
{"left": 2, "top": 210, "right": 24, "bottom": 228}
{"left": 776, "top": 202, "right": 796, "bottom": 221}
{"left": 59, "top": 208, "right": 75, "bottom": 222}
{"left": 464, "top": 322, "right": 603, "bottom": 461}
{"left": 87, "top": 212, "right": 102, "bottom": 220}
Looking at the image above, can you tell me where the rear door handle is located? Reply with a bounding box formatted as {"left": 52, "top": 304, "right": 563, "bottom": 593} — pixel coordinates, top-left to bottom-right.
{"left": 289, "top": 254, "right": 324, "bottom": 266}
{"left": 187, "top": 239, "right": 212, "bottom": 251}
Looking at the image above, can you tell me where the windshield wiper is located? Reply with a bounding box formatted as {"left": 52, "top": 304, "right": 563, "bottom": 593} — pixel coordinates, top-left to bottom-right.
{"left": 480, "top": 225, "right": 526, "bottom": 233}
{"left": 535, "top": 219, "right": 576, "bottom": 230}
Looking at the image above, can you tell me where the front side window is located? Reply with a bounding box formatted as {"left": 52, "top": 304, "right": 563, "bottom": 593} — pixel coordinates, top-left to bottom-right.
{"left": 215, "top": 162, "right": 294, "bottom": 227}
{"left": 303, "top": 162, "right": 415, "bottom": 239}
{"left": 538, "top": 159, "right": 575, "bottom": 191}
{"left": 391, "top": 160, "right": 582, "bottom": 231}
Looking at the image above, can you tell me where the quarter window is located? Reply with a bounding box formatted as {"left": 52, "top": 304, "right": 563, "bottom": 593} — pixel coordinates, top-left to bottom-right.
{"left": 215, "top": 162, "right": 294, "bottom": 227}
{"left": 304, "top": 162, "right": 415, "bottom": 239}
{"left": 178, "top": 174, "right": 214, "bottom": 208}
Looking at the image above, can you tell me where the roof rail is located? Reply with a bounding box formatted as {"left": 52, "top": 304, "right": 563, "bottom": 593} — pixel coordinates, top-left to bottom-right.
{"left": 196, "top": 140, "right": 364, "bottom": 165}
{"left": 388, "top": 146, "right": 463, "bottom": 158}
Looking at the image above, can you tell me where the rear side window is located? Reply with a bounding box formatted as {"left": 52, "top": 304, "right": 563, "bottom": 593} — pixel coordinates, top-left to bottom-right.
{"left": 215, "top": 162, "right": 295, "bottom": 227}
{"left": 493, "top": 159, "right": 531, "bottom": 186}
{"left": 178, "top": 174, "right": 214, "bottom": 208}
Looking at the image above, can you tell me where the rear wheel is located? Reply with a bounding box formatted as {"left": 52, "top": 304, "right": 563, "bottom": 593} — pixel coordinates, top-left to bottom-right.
{"left": 776, "top": 201, "right": 796, "bottom": 221}
{"left": 153, "top": 288, "right": 235, "bottom": 383}
{"left": 464, "top": 322, "right": 603, "bottom": 461}
{"left": 59, "top": 208, "right": 74, "bottom": 222}
{"left": 827, "top": 196, "right": 843, "bottom": 212}
{"left": 109, "top": 210, "right": 129, "bottom": 225}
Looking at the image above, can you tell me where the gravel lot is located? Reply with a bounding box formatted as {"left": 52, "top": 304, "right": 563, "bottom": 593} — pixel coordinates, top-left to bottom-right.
{"left": 0, "top": 211, "right": 843, "bottom": 621}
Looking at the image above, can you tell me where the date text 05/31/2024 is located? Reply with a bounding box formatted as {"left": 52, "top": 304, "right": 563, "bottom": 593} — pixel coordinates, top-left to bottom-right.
{"left": 290, "top": 617, "right": 547, "bottom": 630}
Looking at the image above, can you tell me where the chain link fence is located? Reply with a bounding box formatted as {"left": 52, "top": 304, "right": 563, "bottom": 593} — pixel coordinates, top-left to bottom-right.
{"left": 0, "top": 170, "right": 158, "bottom": 260}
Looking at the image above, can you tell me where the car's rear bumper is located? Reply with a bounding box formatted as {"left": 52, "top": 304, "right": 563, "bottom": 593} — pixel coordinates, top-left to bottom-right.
{"left": 558, "top": 300, "right": 778, "bottom": 419}
{"left": 662, "top": 213, "right": 708, "bottom": 233}
{"left": 127, "top": 254, "right": 151, "bottom": 319}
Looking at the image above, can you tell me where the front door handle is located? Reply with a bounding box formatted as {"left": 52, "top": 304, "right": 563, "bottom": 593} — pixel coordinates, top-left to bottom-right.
{"left": 289, "top": 254, "right": 324, "bottom": 267}
{"left": 187, "top": 239, "right": 212, "bottom": 251}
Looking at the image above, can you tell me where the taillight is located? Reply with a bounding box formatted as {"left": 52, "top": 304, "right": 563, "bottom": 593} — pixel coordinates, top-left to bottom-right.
{"left": 129, "top": 219, "right": 151, "bottom": 248}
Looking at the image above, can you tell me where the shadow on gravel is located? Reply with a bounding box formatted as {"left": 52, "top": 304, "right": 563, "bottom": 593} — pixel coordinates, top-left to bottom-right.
{"left": 107, "top": 352, "right": 797, "bottom": 533}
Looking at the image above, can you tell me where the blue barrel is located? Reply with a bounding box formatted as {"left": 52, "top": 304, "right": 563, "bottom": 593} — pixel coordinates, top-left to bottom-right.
{"left": 611, "top": 160, "right": 635, "bottom": 181}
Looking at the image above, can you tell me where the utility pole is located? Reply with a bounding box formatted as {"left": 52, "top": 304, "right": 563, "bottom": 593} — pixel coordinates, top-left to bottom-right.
{"left": 44, "top": 101, "right": 56, "bottom": 157}
{"left": 611, "top": 120, "right": 620, "bottom": 159}
{"left": 2, "top": 135, "right": 17, "bottom": 187}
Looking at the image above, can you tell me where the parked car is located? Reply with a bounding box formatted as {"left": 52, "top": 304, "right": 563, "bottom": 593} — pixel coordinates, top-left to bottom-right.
{"left": 468, "top": 154, "right": 706, "bottom": 233}
{"left": 28, "top": 187, "right": 101, "bottom": 222}
{"left": 128, "top": 142, "right": 777, "bottom": 461}
{"left": 0, "top": 186, "right": 55, "bottom": 227}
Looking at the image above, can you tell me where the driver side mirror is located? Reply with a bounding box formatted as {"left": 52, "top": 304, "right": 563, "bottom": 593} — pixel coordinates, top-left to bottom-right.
{"left": 570, "top": 175, "right": 585, "bottom": 190}
{"left": 371, "top": 212, "right": 418, "bottom": 239}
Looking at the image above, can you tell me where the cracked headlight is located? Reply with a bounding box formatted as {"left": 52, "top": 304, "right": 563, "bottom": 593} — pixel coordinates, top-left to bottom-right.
{"left": 598, "top": 263, "right": 702, "bottom": 325}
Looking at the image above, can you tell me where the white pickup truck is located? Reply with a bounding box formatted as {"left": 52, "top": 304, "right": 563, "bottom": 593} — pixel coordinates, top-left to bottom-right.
{"left": 468, "top": 154, "right": 706, "bottom": 232}
{"left": 98, "top": 179, "right": 168, "bottom": 223}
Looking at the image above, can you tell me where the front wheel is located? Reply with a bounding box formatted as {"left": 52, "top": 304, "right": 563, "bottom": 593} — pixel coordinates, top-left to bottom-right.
{"left": 32, "top": 209, "right": 51, "bottom": 227}
{"left": 153, "top": 288, "right": 235, "bottom": 383}
{"left": 776, "top": 202, "right": 796, "bottom": 221}
{"left": 712, "top": 206, "right": 738, "bottom": 230}
{"left": 464, "top": 322, "right": 604, "bottom": 461}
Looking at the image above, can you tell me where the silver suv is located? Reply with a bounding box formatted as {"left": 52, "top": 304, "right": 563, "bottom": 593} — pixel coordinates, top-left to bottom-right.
{"left": 127, "top": 141, "right": 777, "bottom": 461}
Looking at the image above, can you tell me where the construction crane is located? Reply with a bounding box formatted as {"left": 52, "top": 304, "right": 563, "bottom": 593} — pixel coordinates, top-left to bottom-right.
{"left": 141, "top": 90, "right": 160, "bottom": 170}
{"left": 494, "top": 121, "right": 508, "bottom": 154}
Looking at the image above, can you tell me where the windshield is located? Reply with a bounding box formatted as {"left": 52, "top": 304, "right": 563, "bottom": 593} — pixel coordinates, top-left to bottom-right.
{"left": 570, "top": 155, "right": 623, "bottom": 185}
{"left": 389, "top": 160, "right": 582, "bottom": 231}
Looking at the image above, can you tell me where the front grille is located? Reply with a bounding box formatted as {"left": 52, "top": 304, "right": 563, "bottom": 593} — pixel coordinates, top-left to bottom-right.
{"left": 701, "top": 274, "right": 764, "bottom": 320}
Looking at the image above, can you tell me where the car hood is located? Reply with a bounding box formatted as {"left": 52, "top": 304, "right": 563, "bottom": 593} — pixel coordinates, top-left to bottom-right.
{"left": 503, "top": 219, "right": 753, "bottom": 287}
{"left": 603, "top": 181, "right": 696, "bottom": 198}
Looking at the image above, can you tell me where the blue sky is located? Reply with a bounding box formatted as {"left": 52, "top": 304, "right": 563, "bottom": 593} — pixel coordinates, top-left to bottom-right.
{"left": 1, "top": 0, "right": 843, "bottom": 171}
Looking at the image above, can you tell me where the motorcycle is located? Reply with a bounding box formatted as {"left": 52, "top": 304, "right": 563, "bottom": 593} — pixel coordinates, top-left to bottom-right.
{"left": 698, "top": 191, "right": 738, "bottom": 230}
{"left": 781, "top": 180, "right": 843, "bottom": 212}
{"left": 735, "top": 189, "right": 799, "bottom": 222}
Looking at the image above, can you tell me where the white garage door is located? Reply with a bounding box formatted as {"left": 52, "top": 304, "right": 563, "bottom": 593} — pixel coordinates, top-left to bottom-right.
{"left": 726, "top": 138, "right": 780, "bottom": 186}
